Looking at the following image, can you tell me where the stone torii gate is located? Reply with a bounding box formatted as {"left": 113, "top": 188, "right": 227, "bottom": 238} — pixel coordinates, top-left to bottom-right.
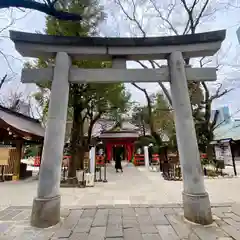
{"left": 10, "top": 30, "right": 226, "bottom": 228}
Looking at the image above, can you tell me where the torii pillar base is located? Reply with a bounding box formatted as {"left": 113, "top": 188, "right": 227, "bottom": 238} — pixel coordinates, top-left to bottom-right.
{"left": 31, "top": 196, "right": 61, "bottom": 228}
{"left": 183, "top": 192, "right": 212, "bottom": 225}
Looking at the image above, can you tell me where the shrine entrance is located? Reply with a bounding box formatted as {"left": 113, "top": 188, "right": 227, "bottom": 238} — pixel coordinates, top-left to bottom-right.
{"left": 10, "top": 29, "right": 226, "bottom": 227}
{"left": 112, "top": 145, "right": 124, "bottom": 162}
{"left": 104, "top": 140, "right": 136, "bottom": 162}
{"left": 107, "top": 142, "right": 133, "bottom": 162}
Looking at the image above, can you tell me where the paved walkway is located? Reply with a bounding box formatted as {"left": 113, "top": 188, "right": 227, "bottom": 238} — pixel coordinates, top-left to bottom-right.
{"left": 1, "top": 204, "right": 240, "bottom": 239}
{"left": 1, "top": 162, "right": 240, "bottom": 208}
{"left": 1, "top": 163, "right": 240, "bottom": 239}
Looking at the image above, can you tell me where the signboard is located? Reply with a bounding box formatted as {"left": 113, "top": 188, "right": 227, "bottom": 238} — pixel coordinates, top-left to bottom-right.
{"left": 215, "top": 145, "right": 224, "bottom": 161}
{"left": 0, "top": 148, "right": 10, "bottom": 166}
{"left": 215, "top": 142, "right": 232, "bottom": 166}
{"left": 223, "top": 143, "right": 233, "bottom": 166}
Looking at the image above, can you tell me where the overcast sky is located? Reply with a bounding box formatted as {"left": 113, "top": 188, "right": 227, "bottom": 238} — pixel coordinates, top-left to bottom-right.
{"left": 1, "top": 1, "right": 240, "bottom": 118}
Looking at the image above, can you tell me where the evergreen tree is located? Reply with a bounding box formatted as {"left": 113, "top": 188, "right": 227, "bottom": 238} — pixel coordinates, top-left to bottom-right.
{"left": 31, "top": 0, "right": 130, "bottom": 182}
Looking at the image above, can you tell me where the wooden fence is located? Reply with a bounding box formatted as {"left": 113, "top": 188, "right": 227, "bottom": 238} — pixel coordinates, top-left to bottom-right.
{"left": 134, "top": 154, "right": 159, "bottom": 166}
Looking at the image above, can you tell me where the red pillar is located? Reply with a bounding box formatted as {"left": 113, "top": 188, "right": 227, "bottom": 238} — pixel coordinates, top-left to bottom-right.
{"left": 126, "top": 143, "right": 133, "bottom": 162}
{"left": 106, "top": 143, "right": 112, "bottom": 161}
{"left": 124, "top": 144, "right": 127, "bottom": 160}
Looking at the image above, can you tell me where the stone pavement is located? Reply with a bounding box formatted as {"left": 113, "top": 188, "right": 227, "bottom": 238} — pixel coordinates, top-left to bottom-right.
{"left": 1, "top": 162, "right": 240, "bottom": 209}
{"left": 2, "top": 203, "right": 240, "bottom": 239}
{"left": 1, "top": 163, "right": 240, "bottom": 239}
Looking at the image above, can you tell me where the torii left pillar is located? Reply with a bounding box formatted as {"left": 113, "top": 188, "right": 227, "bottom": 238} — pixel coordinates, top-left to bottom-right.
{"left": 31, "top": 52, "right": 71, "bottom": 228}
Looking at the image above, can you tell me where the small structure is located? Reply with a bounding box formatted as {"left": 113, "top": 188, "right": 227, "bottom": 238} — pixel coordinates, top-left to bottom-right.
{"left": 212, "top": 106, "right": 240, "bottom": 175}
{"left": 0, "top": 105, "right": 44, "bottom": 180}
{"left": 213, "top": 107, "right": 240, "bottom": 155}
{"left": 99, "top": 121, "right": 139, "bottom": 162}
{"left": 66, "top": 118, "right": 141, "bottom": 162}
{"left": 213, "top": 108, "right": 240, "bottom": 162}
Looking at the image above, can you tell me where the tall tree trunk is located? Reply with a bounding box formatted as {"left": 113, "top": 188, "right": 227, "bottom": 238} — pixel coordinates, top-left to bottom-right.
{"left": 206, "top": 144, "right": 214, "bottom": 163}
{"left": 87, "top": 112, "right": 102, "bottom": 146}
{"left": 77, "top": 146, "right": 85, "bottom": 170}
{"left": 68, "top": 115, "right": 80, "bottom": 182}
{"left": 76, "top": 118, "right": 85, "bottom": 170}
{"left": 68, "top": 103, "right": 82, "bottom": 182}
{"left": 142, "top": 123, "right": 146, "bottom": 136}
{"left": 132, "top": 83, "right": 162, "bottom": 146}
{"left": 145, "top": 93, "right": 154, "bottom": 135}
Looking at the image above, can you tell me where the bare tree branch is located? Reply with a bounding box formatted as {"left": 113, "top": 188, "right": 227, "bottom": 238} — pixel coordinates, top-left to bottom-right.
{"left": 199, "top": 56, "right": 212, "bottom": 68}
{"left": 194, "top": 0, "right": 210, "bottom": 29}
{"left": 152, "top": 61, "right": 173, "bottom": 106}
{"left": 157, "top": 82, "right": 172, "bottom": 106}
{"left": 201, "top": 80, "right": 233, "bottom": 132}
{"left": 180, "top": 0, "right": 194, "bottom": 33}
{"left": 0, "top": 0, "right": 82, "bottom": 21}
{"left": 131, "top": 0, "right": 146, "bottom": 36}
{"left": 149, "top": 0, "right": 178, "bottom": 35}
{"left": 0, "top": 17, "right": 14, "bottom": 34}
{"left": 180, "top": 0, "right": 205, "bottom": 33}
{"left": 132, "top": 82, "right": 155, "bottom": 134}
{"left": 0, "top": 50, "right": 14, "bottom": 73}
{"left": 132, "top": 82, "right": 146, "bottom": 93}
{"left": 136, "top": 59, "right": 173, "bottom": 106}
{"left": 114, "top": 0, "right": 232, "bottom": 156}
{"left": 167, "top": 1, "right": 176, "bottom": 19}
{"left": 87, "top": 111, "right": 103, "bottom": 145}
{"left": 114, "top": 0, "right": 146, "bottom": 37}
{"left": 182, "top": 18, "right": 190, "bottom": 34}
{"left": 136, "top": 60, "right": 148, "bottom": 69}
{"left": 0, "top": 74, "right": 7, "bottom": 89}
{"left": 201, "top": 81, "right": 209, "bottom": 99}
{"left": 209, "top": 84, "right": 233, "bottom": 102}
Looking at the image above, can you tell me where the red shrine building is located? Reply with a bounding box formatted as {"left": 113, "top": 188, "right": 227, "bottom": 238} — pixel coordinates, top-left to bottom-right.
{"left": 66, "top": 118, "right": 168, "bottom": 162}
{"left": 91, "top": 120, "right": 141, "bottom": 162}
{"left": 100, "top": 128, "right": 139, "bottom": 162}
{"left": 67, "top": 119, "right": 144, "bottom": 162}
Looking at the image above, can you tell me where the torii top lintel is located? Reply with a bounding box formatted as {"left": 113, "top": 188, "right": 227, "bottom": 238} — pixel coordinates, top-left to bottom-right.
{"left": 10, "top": 30, "right": 226, "bottom": 61}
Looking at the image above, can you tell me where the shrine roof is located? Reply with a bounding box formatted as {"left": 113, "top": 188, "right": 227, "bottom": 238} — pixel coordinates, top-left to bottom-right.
{"left": 214, "top": 120, "right": 240, "bottom": 141}
{"left": 65, "top": 118, "right": 169, "bottom": 142}
{"left": 0, "top": 105, "right": 44, "bottom": 139}
{"left": 99, "top": 131, "right": 139, "bottom": 139}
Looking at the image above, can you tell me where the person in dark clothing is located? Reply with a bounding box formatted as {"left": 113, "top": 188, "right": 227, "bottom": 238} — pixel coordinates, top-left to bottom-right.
{"left": 115, "top": 147, "right": 123, "bottom": 173}
{"left": 148, "top": 143, "right": 153, "bottom": 166}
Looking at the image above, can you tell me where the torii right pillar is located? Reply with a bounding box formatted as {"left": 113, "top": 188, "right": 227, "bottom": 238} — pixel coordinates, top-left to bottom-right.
{"left": 168, "top": 51, "right": 212, "bottom": 225}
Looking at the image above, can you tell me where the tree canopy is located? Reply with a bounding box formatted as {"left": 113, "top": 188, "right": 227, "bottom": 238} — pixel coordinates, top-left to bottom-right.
{"left": 29, "top": 0, "right": 130, "bottom": 177}
{"left": 132, "top": 92, "right": 174, "bottom": 142}
{"left": 0, "top": 0, "right": 83, "bottom": 21}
